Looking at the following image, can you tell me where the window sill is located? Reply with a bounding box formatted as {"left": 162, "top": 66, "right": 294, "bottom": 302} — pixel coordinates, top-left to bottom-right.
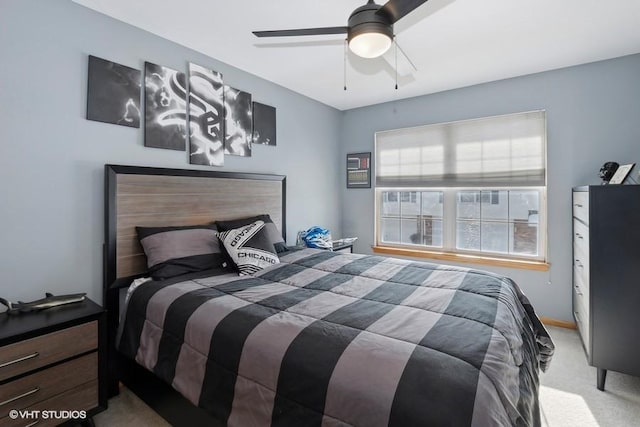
{"left": 372, "top": 246, "right": 550, "bottom": 271}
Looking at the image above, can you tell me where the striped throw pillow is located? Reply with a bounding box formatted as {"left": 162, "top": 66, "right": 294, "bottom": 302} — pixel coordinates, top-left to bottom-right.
{"left": 218, "top": 220, "right": 280, "bottom": 276}
{"left": 216, "top": 214, "right": 287, "bottom": 253}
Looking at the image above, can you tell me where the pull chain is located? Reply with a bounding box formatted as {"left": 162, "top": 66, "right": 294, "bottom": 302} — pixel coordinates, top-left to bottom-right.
{"left": 394, "top": 36, "right": 398, "bottom": 90}
{"left": 344, "top": 39, "right": 348, "bottom": 91}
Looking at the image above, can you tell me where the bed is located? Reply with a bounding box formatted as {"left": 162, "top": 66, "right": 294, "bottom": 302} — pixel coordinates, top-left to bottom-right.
{"left": 104, "top": 164, "right": 554, "bottom": 427}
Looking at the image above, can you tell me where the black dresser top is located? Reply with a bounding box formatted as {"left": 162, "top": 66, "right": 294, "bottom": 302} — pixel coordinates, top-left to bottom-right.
{"left": 0, "top": 298, "right": 103, "bottom": 345}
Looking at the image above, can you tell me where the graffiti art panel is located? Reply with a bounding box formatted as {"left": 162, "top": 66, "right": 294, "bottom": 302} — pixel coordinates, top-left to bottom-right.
{"left": 144, "top": 62, "right": 187, "bottom": 150}
{"left": 224, "top": 86, "right": 252, "bottom": 157}
{"left": 252, "top": 102, "right": 276, "bottom": 146}
{"left": 188, "top": 63, "right": 224, "bottom": 166}
{"left": 87, "top": 55, "right": 141, "bottom": 128}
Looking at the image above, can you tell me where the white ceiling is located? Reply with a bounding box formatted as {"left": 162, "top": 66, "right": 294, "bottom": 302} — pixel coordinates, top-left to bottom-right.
{"left": 72, "top": 0, "right": 640, "bottom": 111}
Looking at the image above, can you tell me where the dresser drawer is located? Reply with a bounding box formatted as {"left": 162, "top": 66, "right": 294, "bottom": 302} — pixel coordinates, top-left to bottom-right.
{"left": 575, "top": 309, "right": 590, "bottom": 354}
{"left": 573, "top": 274, "right": 589, "bottom": 317}
{"left": 0, "top": 353, "right": 97, "bottom": 419}
{"left": 572, "top": 191, "right": 589, "bottom": 224}
{"left": 0, "top": 380, "right": 98, "bottom": 427}
{"left": 573, "top": 266, "right": 590, "bottom": 301}
{"left": 573, "top": 291, "right": 590, "bottom": 353}
{"left": 0, "top": 322, "right": 97, "bottom": 382}
{"left": 573, "top": 218, "right": 589, "bottom": 254}
{"left": 573, "top": 250, "right": 590, "bottom": 287}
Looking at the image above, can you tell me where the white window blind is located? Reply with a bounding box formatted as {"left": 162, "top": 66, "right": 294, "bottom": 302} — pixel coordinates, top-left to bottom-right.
{"left": 375, "top": 111, "right": 546, "bottom": 187}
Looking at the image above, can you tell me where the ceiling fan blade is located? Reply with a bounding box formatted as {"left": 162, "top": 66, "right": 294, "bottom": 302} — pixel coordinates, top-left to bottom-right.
{"left": 253, "top": 27, "right": 348, "bottom": 38}
{"left": 377, "top": 0, "right": 429, "bottom": 24}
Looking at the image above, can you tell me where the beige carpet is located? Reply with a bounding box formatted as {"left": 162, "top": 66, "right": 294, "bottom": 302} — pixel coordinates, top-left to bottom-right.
{"left": 94, "top": 386, "right": 169, "bottom": 427}
{"left": 539, "top": 326, "right": 640, "bottom": 427}
{"left": 95, "top": 326, "right": 640, "bottom": 426}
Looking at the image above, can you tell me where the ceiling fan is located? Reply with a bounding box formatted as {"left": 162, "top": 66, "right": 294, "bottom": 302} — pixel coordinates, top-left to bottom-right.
{"left": 253, "top": 0, "right": 429, "bottom": 59}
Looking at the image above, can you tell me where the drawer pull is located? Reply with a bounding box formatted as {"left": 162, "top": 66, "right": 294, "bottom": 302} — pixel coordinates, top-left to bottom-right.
{"left": 575, "top": 259, "right": 584, "bottom": 268}
{"left": 0, "top": 352, "right": 39, "bottom": 369}
{"left": 575, "top": 232, "right": 584, "bottom": 239}
{"left": 574, "top": 203, "right": 583, "bottom": 208}
{"left": 574, "top": 285, "right": 583, "bottom": 296}
{"left": 574, "top": 311, "right": 581, "bottom": 322}
{"left": 0, "top": 387, "right": 40, "bottom": 407}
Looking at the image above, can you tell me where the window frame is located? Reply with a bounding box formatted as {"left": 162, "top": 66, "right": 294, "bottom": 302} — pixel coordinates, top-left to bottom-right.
{"left": 375, "top": 186, "right": 547, "bottom": 264}
{"left": 373, "top": 110, "right": 548, "bottom": 269}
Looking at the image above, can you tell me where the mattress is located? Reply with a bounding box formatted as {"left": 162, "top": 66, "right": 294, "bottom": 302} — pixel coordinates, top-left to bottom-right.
{"left": 117, "top": 248, "right": 554, "bottom": 426}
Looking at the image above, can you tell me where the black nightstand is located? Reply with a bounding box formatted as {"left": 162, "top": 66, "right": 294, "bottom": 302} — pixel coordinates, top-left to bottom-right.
{"left": 0, "top": 298, "right": 107, "bottom": 426}
{"left": 332, "top": 241, "right": 354, "bottom": 253}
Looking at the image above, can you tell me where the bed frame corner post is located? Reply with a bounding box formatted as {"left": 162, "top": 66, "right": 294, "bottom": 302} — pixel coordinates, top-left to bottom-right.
{"left": 104, "top": 165, "right": 120, "bottom": 397}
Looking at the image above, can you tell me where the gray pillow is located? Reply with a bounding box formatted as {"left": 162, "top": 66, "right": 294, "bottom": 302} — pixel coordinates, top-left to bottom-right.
{"left": 136, "top": 224, "right": 225, "bottom": 280}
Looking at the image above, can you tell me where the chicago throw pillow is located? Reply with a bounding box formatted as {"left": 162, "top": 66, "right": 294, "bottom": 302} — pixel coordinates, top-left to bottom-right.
{"left": 218, "top": 220, "right": 280, "bottom": 275}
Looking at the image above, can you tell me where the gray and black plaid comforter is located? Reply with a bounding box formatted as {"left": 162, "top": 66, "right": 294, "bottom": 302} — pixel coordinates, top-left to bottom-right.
{"left": 118, "top": 248, "right": 554, "bottom": 427}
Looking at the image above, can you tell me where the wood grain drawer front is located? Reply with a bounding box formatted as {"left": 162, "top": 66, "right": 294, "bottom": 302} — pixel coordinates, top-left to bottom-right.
{"left": 572, "top": 192, "right": 589, "bottom": 225}
{"left": 0, "top": 322, "right": 97, "bottom": 382}
{"left": 0, "top": 353, "right": 97, "bottom": 419}
{"left": 0, "top": 380, "right": 98, "bottom": 427}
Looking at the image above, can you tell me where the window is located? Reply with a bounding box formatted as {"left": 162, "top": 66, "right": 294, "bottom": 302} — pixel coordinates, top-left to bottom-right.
{"left": 380, "top": 191, "right": 444, "bottom": 247}
{"left": 375, "top": 111, "right": 547, "bottom": 262}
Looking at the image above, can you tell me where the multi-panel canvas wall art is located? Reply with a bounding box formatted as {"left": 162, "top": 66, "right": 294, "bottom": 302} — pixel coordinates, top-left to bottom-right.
{"left": 224, "top": 86, "right": 252, "bottom": 157}
{"left": 144, "top": 62, "right": 187, "bottom": 150}
{"left": 87, "top": 55, "right": 141, "bottom": 128}
{"left": 188, "top": 63, "right": 225, "bottom": 166}
{"left": 86, "top": 54, "right": 278, "bottom": 166}
{"left": 252, "top": 102, "right": 276, "bottom": 146}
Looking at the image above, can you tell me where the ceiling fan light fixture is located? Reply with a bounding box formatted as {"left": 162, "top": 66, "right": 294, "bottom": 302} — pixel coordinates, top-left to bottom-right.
{"left": 348, "top": 31, "right": 392, "bottom": 58}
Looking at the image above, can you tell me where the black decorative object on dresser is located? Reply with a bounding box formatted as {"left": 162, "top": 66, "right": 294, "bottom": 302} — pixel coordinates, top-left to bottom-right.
{"left": 572, "top": 185, "right": 640, "bottom": 391}
{"left": 0, "top": 298, "right": 106, "bottom": 426}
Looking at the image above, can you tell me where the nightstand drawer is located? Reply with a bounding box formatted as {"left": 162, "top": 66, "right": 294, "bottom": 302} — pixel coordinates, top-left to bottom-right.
{"left": 0, "top": 380, "right": 98, "bottom": 427}
{"left": 0, "top": 353, "right": 97, "bottom": 419}
{"left": 0, "top": 322, "right": 97, "bottom": 382}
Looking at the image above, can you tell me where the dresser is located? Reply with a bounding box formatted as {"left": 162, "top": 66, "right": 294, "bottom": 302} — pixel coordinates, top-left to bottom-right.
{"left": 572, "top": 185, "right": 640, "bottom": 391}
{"left": 0, "top": 299, "right": 106, "bottom": 426}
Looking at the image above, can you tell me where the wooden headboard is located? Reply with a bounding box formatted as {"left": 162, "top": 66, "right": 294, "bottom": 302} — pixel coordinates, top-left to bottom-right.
{"left": 102, "top": 164, "right": 285, "bottom": 396}
{"left": 104, "top": 164, "right": 286, "bottom": 288}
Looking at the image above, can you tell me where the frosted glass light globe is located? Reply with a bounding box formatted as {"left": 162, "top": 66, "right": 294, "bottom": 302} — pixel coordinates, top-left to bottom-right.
{"left": 349, "top": 32, "right": 392, "bottom": 58}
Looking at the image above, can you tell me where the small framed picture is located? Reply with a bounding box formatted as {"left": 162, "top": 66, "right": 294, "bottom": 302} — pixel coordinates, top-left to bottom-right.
{"left": 609, "top": 163, "right": 635, "bottom": 184}
{"left": 347, "top": 152, "right": 371, "bottom": 188}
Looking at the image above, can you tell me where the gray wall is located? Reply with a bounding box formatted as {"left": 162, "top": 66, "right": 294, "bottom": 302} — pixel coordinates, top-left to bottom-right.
{"left": 0, "top": 0, "right": 342, "bottom": 304}
{"left": 340, "top": 54, "right": 640, "bottom": 321}
{"left": 2, "top": 0, "right": 638, "bottom": 322}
